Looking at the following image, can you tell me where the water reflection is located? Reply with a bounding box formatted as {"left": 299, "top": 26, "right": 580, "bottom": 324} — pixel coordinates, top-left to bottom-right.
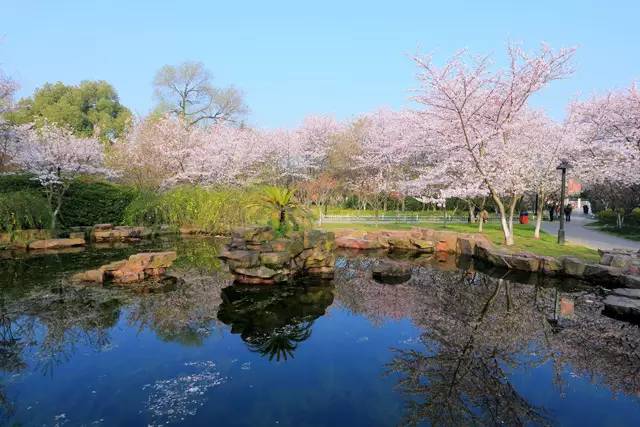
{"left": 333, "top": 253, "right": 640, "bottom": 426}
{"left": 217, "top": 284, "right": 334, "bottom": 361}
{"left": 0, "top": 239, "right": 639, "bottom": 426}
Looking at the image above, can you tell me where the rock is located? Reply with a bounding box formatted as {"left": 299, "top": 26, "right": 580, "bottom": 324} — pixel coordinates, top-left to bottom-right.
{"left": 410, "top": 238, "right": 434, "bottom": 253}
{"left": 128, "top": 251, "right": 178, "bottom": 269}
{"left": 387, "top": 237, "right": 415, "bottom": 251}
{"left": 68, "top": 232, "right": 86, "bottom": 240}
{"left": 562, "top": 257, "right": 587, "bottom": 277}
{"left": 625, "top": 275, "right": 640, "bottom": 289}
{"left": 28, "top": 238, "right": 85, "bottom": 250}
{"left": 91, "top": 225, "right": 150, "bottom": 243}
{"left": 222, "top": 227, "right": 336, "bottom": 284}
{"left": 372, "top": 260, "right": 412, "bottom": 284}
{"left": 433, "top": 231, "right": 458, "bottom": 253}
{"left": 583, "top": 264, "right": 625, "bottom": 286}
{"left": 501, "top": 253, "right": 541, "bottom": 272}
{"left": 336, "top": 237, "right": 385, "bottom": 250}
{"left": 93, "top": 223, "right": 113, "bottom": 231}
{"left": 540, "top": 256, "right": 563, "bottom": 275}
{"left": 603, "top": 295, "right": 640, "bottom": 322}
{"left": 71, "top": 269, "right": 104, "bottom": 284}
{"left": 218, "top": 249, "right": 260, "bottom": 269}
{"left": 70, "top": 251, "right": 177, "bottom": 284}
{"left": 610, "top": 254, "right": 633, "bottom": 269}
{"left": 611, "top": 288, "right": 640, "bottom": 299}
{"left": 259, "top": 251, "right": 291, "bottom": 268}
{"left": 474, "top": 242, "right": 509, "bottom": 268}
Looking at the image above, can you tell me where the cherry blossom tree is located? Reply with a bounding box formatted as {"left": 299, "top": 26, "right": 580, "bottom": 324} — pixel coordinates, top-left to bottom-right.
{"left": 353, "top": 109, "right": 425, "bottom": 211}
{"left": 109, "top": 115, "right": 206, "bottom": 190}
{"left": 412, "top": 44, "right": 575, "bottom": 245}
{"left": 13, "top": 124, "right": 109, "bottom": 229}
{"left": 0, "top": 69, "right": 19, "bottom": 172}
{"left": 567, "top": 83, "right": 640, "bottom": 227}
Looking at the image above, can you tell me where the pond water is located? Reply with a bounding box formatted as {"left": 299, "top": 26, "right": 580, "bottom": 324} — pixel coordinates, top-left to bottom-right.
{"left": 1, "top": 237, "right": 639, "bottom": 426}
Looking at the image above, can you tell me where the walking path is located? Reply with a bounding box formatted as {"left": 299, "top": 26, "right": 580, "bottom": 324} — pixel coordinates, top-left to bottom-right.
{"left": 540, "top": 212, "right": 640, "bottom": 251}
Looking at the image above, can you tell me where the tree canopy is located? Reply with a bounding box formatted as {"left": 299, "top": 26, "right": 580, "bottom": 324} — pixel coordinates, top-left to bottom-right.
{"left": 7, "top": 80, "right": 132, "bottom": 143}
{"left": 153, "top": 61, "right": 248, "bottom": 127}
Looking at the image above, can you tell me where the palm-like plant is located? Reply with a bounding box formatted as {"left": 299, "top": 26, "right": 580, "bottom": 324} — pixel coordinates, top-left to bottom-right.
{"left": 249, "top": 186, "right": 310, "bottom": 233}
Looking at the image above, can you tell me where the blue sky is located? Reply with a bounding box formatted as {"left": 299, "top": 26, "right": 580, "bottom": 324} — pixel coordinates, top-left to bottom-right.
{"left": 1, "top": 1, "right": 639, "bottom": 127}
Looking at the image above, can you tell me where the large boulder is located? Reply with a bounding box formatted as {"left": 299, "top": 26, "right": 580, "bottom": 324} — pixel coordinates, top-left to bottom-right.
{"left": 71, "top": 251, "right": 177, "bottom": 285}
{"left": 221, "top": 226, "right": 336, "bottom": 284}
{"left": 28, "top": 238, "right": 85, "bottom": 250}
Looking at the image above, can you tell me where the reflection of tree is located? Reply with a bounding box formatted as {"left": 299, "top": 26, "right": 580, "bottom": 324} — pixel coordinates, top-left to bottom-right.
{"left": 333, "top": 253, "right": 640, "bottom": 426}
{"left": 246, "top": 321, "right": 313, "bottom": 361}
{"left": 387, "top": 278, "right": 551, "bottom": 426}
{"left": 127, "top": 272, "right": 229, "bottom": 346}
{"left": 217, "top": 284, "right": 334, "bottom": 361}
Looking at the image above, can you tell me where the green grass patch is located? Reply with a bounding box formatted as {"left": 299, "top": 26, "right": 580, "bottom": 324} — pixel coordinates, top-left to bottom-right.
{"left": 584, "top": 221, "right": 640, "bottom": 242}
{"left": 321, "top": 221, "right": 600, "bottom": 262}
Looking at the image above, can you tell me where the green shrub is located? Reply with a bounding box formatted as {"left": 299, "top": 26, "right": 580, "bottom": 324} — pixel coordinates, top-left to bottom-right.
{"left": 124, "top": 186, "right": 267, "bottom": 234}
{"left": 631, "top": 207, "right": 640, "bottom": 226}
{"left": 0, "top": 173, "right": 41, "bottom": 193}
{"left": 59, "top": 178, "right": 139, "bottom": 227}
{"left": 0, "top": 190, "right": 51, "bottom": 232}
{"left": 596, "top": 208, "right": 617, "bottom": 225}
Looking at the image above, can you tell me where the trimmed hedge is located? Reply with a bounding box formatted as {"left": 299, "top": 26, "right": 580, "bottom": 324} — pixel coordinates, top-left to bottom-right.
{"left": 59, "top": 178, "right": 139, "bottom": 227}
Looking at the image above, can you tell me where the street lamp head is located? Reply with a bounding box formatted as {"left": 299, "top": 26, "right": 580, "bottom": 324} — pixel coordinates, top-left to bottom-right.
{"left": 556, "top": 159, "right": 572, "bottom": 171}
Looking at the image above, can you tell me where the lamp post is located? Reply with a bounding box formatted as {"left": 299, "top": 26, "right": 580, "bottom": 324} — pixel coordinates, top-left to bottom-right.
{"left": 556, "top": 160, "right": 571, "bottom": 245}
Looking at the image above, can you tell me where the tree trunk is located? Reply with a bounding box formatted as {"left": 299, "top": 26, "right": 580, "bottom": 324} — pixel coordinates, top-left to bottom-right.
{"left": 489, "top": 191, "right": 513, "bottom": 246}
{"left": 534, "top": 191, "right": 545, "bottom": 239}
{"left": 508, "top": 195, "right": 518, "bottom": 236}
{"left": 478, "top": 196, "right": 486, "bottom": 233}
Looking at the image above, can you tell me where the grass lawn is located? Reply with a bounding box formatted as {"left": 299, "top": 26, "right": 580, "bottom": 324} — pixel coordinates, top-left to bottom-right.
{"left": 321, "top": 221, "right": 600, "bottom": 262}
{"left": 584, "top": 221, "right": 640, "bottom": 242}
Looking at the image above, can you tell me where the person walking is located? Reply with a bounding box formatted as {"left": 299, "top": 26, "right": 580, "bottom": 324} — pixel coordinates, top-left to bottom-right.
{"left": 564, "top": 204, "right": 573, "bottom": 222}
{"left": 583, "top": 204, "right": 589, "bottom": 215}
{"left": 480, "top": 209, "right": 489, "bottom": 223}
{"left": 548, "top": 204, "right": 555, "bottom": 222}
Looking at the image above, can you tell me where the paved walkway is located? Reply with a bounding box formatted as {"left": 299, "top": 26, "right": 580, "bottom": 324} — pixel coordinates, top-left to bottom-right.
{"left": 540, "top": 212, "right": 640, "bottom": 251}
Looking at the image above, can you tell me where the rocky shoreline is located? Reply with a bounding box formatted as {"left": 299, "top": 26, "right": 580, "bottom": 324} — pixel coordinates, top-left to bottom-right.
{"left": 333, "top": 228, "right": 640, "bottom": 289}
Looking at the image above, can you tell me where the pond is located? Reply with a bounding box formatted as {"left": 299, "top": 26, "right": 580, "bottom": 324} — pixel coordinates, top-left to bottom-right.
{"left": 1, "top": 237, "right": 639, "bottom": 426}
